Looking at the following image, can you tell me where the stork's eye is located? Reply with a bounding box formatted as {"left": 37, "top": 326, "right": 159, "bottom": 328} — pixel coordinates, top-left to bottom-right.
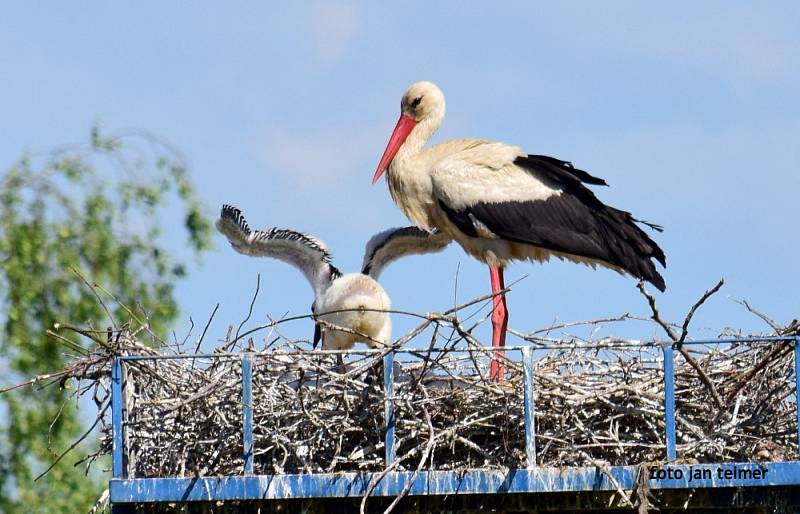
{"left": 410, "top": 96, "right": 423, "bottom": 109}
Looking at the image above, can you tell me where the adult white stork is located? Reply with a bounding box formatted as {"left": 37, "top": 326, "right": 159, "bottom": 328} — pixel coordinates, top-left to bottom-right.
{"left": 216, "top": 204, "right": 450, "bottom": 350}
{"left": 372, "top": 81, "right": 666, "bottom": 379}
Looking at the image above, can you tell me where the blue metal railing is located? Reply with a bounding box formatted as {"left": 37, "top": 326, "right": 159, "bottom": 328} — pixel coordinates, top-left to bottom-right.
{"left": 110, "top": 336, "right": 800, "bottom": 482}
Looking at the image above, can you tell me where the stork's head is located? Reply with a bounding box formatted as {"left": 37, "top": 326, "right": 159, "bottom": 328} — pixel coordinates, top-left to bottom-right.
{"left": 400, "top": 81, "right": 445, "bottom": 123}
{"left": 373, "top": 81, "right": 446, "bottom": 183}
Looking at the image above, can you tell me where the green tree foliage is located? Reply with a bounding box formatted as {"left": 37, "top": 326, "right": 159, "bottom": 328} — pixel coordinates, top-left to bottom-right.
{"left": 0, "top": 128, "right": 212, "bottom": 513}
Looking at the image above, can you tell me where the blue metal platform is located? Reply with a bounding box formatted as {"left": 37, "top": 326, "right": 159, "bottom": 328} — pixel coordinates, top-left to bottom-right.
{"left": 111, "top": 462, "right": 797, "bottom": 502}
{"left": 109, "top": 336, "right": 800, "bottom": 510}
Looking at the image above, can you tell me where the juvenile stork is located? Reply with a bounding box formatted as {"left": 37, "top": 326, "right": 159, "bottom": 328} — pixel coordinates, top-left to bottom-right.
{"left": 372, "top": 81, "right": 666, "bottom": 378}
{"left": 216, "top": 204, "right": 450, "bottom": 350}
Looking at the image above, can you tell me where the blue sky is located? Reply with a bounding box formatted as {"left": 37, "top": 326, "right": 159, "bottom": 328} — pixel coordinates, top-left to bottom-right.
{"left": 1, "top": 2, "right": 798, "bottom": 351}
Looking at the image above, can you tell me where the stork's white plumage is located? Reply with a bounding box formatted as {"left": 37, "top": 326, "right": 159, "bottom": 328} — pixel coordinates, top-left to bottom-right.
{"left": 372, "top": 81, "right": 666, "bottom": 379}
{"left": 216, "top": 205, "right": 450, "bottom": 350}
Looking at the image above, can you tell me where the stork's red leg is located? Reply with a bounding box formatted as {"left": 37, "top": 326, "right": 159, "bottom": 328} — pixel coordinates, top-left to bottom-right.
{"left": 489, "top": 265, "right": 508, "bottom": 381}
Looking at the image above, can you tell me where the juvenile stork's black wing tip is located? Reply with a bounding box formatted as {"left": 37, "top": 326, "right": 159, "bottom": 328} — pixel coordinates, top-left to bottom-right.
{"left": 219, "top": 204, "right": 251, "bottom": 235}
{"left": 312, "top": 300, "right": 322, "bottom": 349}
{"left": 361, "top": 226, "right": 450, "bottom": 279}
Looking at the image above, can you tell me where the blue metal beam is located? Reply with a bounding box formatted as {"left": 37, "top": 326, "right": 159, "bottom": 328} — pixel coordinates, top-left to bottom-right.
{"left": 383, "top": 351, "right": 396, "bottom": 466}
{"left": 242, "top": 354, "right": 254, "bottom": 474}
{"left": 795, "top": 338, "right": 800, "bottom": 452}
{"left": 662, "top": 345, "right": 677, "bottom": 462}
{"left": 109, "top": 461, "right": 796, "bottom": 503}
{"left": 111, "top": 357, "right": 124, "bottom": 479}
{"left": 522, "top": 347, "right": 536, "bottom": 468}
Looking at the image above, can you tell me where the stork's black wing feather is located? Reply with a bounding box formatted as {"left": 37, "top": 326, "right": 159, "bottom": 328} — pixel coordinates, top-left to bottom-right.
{"left": 439, "top": 155, "right": 666, "bottom": 291}
{"left": 521, "top": 155, "right": 608, "bottom": 187}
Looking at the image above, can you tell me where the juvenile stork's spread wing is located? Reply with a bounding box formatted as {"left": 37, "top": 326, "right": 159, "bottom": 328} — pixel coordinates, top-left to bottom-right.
{"left": 216, "top": 204, "right": 341, "bottom": 296}
{"left": 361, "top": 227, "right": 451, "bottom": 279}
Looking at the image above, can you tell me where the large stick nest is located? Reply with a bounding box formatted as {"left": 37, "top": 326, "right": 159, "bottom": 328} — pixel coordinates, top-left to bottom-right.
{"left": 4, "top": 279, "right": 799, "bottom": 493}
{"left": 97, "top": 333, "right": 798, "bottom": 480}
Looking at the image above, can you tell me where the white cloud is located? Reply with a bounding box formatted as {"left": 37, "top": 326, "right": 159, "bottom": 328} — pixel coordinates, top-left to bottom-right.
{"left": 306, "top": 0, "right": 361, "bottom": 64}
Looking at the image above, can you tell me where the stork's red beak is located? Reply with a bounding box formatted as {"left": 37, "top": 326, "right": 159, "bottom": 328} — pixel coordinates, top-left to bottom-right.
{"left": 372, "top": 114, "right": 417, "bottom": 183}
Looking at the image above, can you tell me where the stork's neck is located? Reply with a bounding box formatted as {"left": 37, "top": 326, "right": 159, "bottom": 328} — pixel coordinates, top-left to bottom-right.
{"left": 392, "top": 109, "right": 443, "bottom": 168}
{"left": 386, "top": 110, "right": 444, "bottom": 231}
{"left": 312, "top": 266, "right": 338, "bottom": 301}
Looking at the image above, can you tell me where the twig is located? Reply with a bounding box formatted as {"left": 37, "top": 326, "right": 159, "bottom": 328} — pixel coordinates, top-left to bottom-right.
{"left": 51, "top": 323, "right": 110, "bottom": 348}
{"left": 71, "top": 267, "right": 117, "bottom": 330}
{"left": 735, "top": 298, "right": 780, "bottom": 332}
{"left": 725, "top": 340, "right": 794, "bottom": 403}
{"left": 529, "top": 314, "right": 633, "bottom": 336}
{"left": 194, "top": 303, "right": 219, "bottom": 354}
{"left": 637, "top": 280, "right": 725, "bottom": 410}
{"left": 235, "top": 274, "right": 260, "bottom": 341}
{"left": 34, "top": 402, "right": 109, "bottom": 481}
{"left": 381, "top": 403, "right": 436, "bottom": 514}
{"left": 679, "top": 278, "right": 724, "bottom": 343}
{"left": 636, "top": 281, "right": 677, "bottom": 340}
{"left": 90, "top": 282, "right": 165, "bottom": 345}
{"left": 578, "top": 451, "right": 634, "bottom": 508}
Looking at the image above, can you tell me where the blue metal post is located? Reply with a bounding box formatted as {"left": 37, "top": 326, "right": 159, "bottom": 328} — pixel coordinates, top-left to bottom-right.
{"left": 242, "top": 354, "right": 254, "bottom": 474}
{"left": 663, "top": 345, "right": 677, "bottom": 462}
{"left": 522, "top": 347, "right": 537, "bottom": 468}
{"left": 794, "top": 338, "right": 800, "bottom": 452}
{"left": 111, "top": 357, "right": 125, "bottom": 478}
{"left": 383, "top": 351, "right": 396, "bottom": 466}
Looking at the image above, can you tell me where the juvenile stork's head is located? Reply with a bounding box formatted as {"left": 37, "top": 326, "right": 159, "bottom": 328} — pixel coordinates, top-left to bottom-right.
{"left": 373, "top": 81, "right": 446, "bottom": 183}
